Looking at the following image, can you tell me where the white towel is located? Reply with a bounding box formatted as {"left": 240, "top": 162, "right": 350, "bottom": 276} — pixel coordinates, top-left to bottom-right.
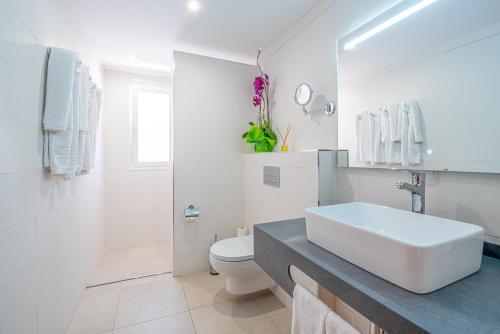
{"left": 81, "top": 82, "right": 97, "bottom": 174}
{"left": 79, "top": 65, "right": 90, "bottom": 132}
{"left": 80, "top": 133, "right": 91, "bottom": 175}
{"left": 90, "top": 89, "right": 102, "bottom": 169}
{"left": 44, "top": 53, "right": 81, "bottom": 177}
{"left": 47, "top": 105, "right": 74, "bottom": 175}
{"left": 66, "top": 61, "right": 82, "bottom": 178}
{"left": 369, "top": 111, "right": 385, "bottom": 164}
{"left": 43, "top": 132, "right": 50, "bottom": 168}
{"left": 76, "top": 132, "right": 86, "bottom": 175}
{"left": 406, "top": 100, "right": 424, "bottom": 164}
{"left": 76, "top": 78, "right": 94, "bottom": 175}
{"left": 355, "top": 114, "right": 362, "bottom": 162}
{"left": 382, "top": 104, "right": 402, "bottom": 164}
{"left": 355, "top": 111, "right": 371, "bottom": 163}
{"left": 399, "top": 104, "right": 410, "bottom": 167}
{"left": 292, "top": 284, "right": 331, "bottom": 334}
{"left": 399, "top": 101, "right": 425, "bottom": 166}
{"left": 43, "top": 48, "right": 78, "bottom": 131}
{"left": 325, "top": 311, "right": 360, "bottom": 334}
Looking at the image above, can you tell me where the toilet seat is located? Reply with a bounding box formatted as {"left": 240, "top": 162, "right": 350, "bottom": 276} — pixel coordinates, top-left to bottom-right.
{"left": 210, "top": 235, "right": 254, "bottom": 262}
{"left": 209, "top": 235, "right": 274, "bottom": 294}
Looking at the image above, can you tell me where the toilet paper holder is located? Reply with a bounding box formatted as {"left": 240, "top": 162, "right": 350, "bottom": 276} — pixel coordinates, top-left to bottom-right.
{"left": 184, "top": 205, "right": 200, "bottom": 219}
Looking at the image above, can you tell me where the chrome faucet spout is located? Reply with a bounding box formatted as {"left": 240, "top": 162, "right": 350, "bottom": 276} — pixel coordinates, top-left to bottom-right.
{"left": 396, "top": 172, "right": 426, "bottom": 214}
{"left": 396, "top": 182, "right": 424, "bottom": 196}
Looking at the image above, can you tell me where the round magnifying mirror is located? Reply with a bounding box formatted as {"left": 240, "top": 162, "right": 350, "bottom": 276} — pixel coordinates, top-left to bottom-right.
{"left": 294, "top": 83, "right": 313, "bottom": 106}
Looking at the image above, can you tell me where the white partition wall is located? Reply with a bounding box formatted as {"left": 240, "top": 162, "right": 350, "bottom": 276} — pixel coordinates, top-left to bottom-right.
{"left": 172, "top": 51, "right": 255, "bottom": 275}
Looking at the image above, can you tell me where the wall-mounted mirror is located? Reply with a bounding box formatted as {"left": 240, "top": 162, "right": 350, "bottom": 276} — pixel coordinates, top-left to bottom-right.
{"left": 295, "top": 83, "right": 336, "bottom": 116}
{"left": 337, "top": 0, "right": 500, "bottom": 173}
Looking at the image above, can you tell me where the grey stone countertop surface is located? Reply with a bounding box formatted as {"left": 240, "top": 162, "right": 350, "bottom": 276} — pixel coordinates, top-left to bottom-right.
{"left": 254, "top": 218, "right": 500, "bottom": 334}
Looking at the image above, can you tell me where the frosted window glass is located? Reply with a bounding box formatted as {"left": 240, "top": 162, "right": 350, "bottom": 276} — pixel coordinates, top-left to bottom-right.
{"left": 136, "top": 91, "right": 171, "bottom": 163}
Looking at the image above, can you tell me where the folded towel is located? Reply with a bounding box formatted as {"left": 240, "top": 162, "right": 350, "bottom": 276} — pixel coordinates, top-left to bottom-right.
{"left": 43, "top": 132, "right": 50, "bottom": 168}
{"left": 382, "top": 104, "right": 402, "bottom": 164}
{"left": 90, "top": 89, "right": 102, "bottom": 169}
{"left": 76, "top": 132, "right": 86, "bottom": 175}
{"left": 81, "top": 82, "right": 97, "bottom": 174}
{"left": 43, "top": 48, "right": 78, "bottom": 131}
{"left": 80, "top": 133, "right": 91, "bottom": 175}
{"left": 325, "top": 311, "right": 360, "bottom": 334}
{"left": 66, "top": 61, "right": 82, "bottom": 178}
{"left": 292, "top": 284, "right": 331, "bottom": 334}
{"left": 79, "top": 65, "right": 90, "bottom": 132}
{"left": 48, "top": 105, "right": 74, "bottom": 175}
{"left": 355, "top": 111, "right": 371, "bottom": 163}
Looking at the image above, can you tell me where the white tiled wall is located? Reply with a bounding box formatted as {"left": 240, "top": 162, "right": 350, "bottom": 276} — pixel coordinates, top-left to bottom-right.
{"left": 0, "top": 1, "right": 104, "bottom": 333}
{"left": 243, "top": 151, "right": 319, "bottom": 232}
{"left": 102, "top": 70, "right": 173, "bottom": 249}
{"left": 262, "top": 0, "right": 500, "bottom": 245}
{"left": 172, "top": 51, "right": 256, "bottom": 275}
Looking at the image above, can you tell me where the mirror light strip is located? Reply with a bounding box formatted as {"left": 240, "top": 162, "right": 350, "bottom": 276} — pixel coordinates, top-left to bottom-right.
{"left": 344, "top": 0, "right": 438, "bottom": 50}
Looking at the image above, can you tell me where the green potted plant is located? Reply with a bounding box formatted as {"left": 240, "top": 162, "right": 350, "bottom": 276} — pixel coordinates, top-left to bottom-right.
{"left": 242, "top": 50, "right": 277, "bottom": 152}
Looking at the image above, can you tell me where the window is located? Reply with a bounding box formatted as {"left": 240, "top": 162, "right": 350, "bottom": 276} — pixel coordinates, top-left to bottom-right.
{"left": 130, "top": 85, "right": 172, "bottom": 169}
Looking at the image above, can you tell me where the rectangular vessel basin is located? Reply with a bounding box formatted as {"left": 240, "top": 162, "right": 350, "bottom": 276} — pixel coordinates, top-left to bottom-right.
{"left": 305, "top": 202, "right": 484, "bottom": 293}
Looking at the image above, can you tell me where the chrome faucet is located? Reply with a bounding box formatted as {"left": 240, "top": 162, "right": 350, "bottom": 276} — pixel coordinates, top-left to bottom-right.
{"left": 396, "top": 171, "right": 426, "bottom": 214}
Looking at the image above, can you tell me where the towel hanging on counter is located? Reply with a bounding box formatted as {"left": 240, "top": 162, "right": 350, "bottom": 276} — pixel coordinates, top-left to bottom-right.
{"left": 325, "top": 311, "right": 360, "bottom": 334}
{"left": 292, "top": 284, "right": 331, "bottom": 334}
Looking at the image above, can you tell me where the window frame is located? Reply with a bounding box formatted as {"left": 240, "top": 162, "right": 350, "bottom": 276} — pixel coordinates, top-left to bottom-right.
{"left": 129, "top": 84, "right": 172, "bottom": 170}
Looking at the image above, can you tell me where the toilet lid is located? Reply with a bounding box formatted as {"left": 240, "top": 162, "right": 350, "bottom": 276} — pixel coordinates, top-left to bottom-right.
{"left": 210, "top": 235, "right": 254, "bottom": 262}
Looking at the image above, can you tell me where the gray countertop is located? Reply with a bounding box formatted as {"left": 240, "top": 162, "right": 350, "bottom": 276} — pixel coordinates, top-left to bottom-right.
{"left": 254, "top": 219, "right": 500, "bottom": 334}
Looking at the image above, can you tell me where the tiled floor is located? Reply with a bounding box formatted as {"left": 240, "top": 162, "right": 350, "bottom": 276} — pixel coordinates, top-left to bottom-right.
{"left": 67, "top": 271, "right": 291, "bottom": 334}
{"left": 88, "top": 243, "right": 172, "bottom": 286}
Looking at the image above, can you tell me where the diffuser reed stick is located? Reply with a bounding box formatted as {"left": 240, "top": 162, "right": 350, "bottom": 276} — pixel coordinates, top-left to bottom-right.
{"left": 277, "top": 123, "right": 292, "bottom": 152}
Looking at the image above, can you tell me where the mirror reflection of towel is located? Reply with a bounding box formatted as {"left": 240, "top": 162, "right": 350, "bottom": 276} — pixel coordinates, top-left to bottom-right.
{"left": 399, "top": 101, "right": 424, "bottom": 166}
{"left": 382, "top": 104, "right": 402, "bottom": 164}
{"left": 355, "top": 111, "right": 371, "bottom": 163}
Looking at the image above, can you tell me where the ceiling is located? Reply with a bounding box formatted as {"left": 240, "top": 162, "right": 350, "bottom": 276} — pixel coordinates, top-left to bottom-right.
{"left": 71, "top": 0, "right": 320, "bottom": 75}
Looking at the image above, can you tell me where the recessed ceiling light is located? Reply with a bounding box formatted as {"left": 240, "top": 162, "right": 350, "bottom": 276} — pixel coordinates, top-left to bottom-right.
{"left": 129, "top": 55, "right": 137, "bottom": 62}
{"left": 187, "top": 0, "right": 200, "bottom": 12}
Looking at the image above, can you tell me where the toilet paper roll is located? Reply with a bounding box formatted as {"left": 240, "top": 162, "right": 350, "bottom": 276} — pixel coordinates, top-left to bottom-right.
{"left": 237, "top": 227, "right": 249, "bottom": 237}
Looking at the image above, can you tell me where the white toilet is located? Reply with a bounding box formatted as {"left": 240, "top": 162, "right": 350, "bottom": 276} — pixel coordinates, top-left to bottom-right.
{"left": 209, "top": 235, "right": 274, "bottom": 295}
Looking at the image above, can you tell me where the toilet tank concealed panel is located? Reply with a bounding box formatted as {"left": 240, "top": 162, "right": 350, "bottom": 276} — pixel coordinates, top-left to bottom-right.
{"left": 243, "top": 151, "right": 320, "bottom": 232}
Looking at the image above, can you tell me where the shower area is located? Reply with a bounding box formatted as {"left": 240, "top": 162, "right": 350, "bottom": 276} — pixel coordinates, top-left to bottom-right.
{"left": 88, "top": 69, "right": 173, "bottom": 286}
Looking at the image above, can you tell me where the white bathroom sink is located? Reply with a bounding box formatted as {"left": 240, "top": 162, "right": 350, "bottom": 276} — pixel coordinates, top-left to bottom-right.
{"left": 305, "top": 202, "right": 484, "bottom": 294}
